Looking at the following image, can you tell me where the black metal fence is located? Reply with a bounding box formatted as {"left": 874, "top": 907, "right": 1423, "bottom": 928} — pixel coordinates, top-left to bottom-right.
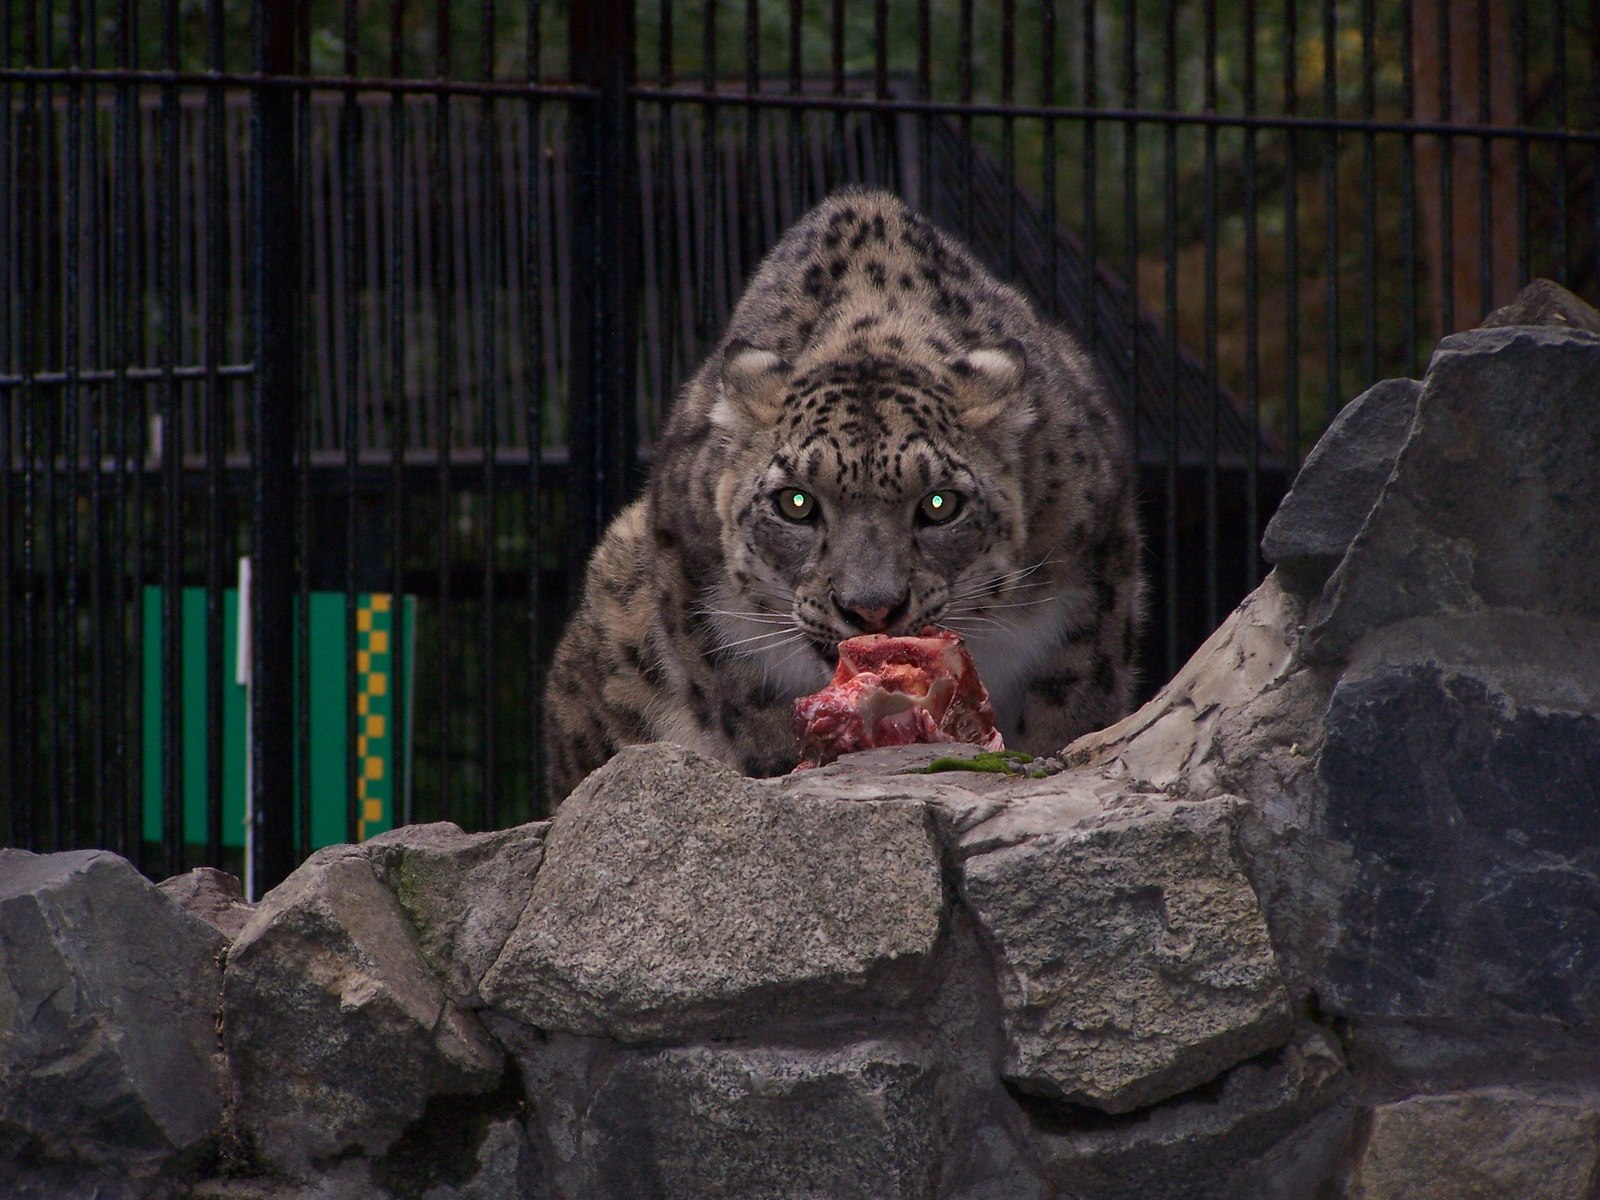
{"left": 5, "top": 0, "right": 1598, "bottom": 890}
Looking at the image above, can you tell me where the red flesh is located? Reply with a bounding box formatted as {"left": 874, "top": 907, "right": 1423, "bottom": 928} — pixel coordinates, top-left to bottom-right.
{"left": 792, "top": 627, "right": 1005, "bottom": 770}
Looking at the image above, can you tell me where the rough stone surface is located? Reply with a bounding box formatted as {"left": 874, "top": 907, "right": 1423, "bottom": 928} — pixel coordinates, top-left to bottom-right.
{"left": 223, "top": 852, "right": 504, "bottom": 1176}
{"left": 361, "top": 820, "right": 547, "bottom": 1006}
{"left": 159, "top": 866, "right": 256, "bottom": 939}
{"left": 575, "top": 1040, "right": 945, "bottom": 1199}
{"left": 960, "top": 796, "right": 1293, "bottom": 1113}
{"left": 1312, "top": 614, "right": 1600, "bottom": 1027}
{"left": 1033, "top": 1027, "right": 1351, "bottom": 1200}
{"left": 1261, "top": 377, "right": 1420, "bottom": 594}
{"left": 1478, "top": 276, "right": 1600, "bottom": 334}
{"left": 1348, "top": 1090, "right": 1600, "bottom": 1200}
{"left": 1308, "top": 325, "right": 1600, "bottom": 659}
{"left": 481, "top": 743, "right": 946, "bottom": 1040}
{"left": 0, "top": 848, "right": 226, "bottom": 1165}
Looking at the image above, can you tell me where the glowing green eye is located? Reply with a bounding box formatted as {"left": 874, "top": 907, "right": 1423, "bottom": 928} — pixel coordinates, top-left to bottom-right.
{"left": 775, "top": 488, "right": 817, "bottom": 522}
{"left": 920, "top": 490, "right": 961, "bottom": 524}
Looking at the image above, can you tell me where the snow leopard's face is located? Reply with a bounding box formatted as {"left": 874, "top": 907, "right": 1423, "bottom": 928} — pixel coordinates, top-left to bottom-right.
{"left": 706, "top": 343, "right": 1058, "bottom": 696}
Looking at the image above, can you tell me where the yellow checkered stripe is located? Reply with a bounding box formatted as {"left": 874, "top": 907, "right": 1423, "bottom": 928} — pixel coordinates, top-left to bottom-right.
{"left": 355, "top": 594, "right": 393, "bottom": 840}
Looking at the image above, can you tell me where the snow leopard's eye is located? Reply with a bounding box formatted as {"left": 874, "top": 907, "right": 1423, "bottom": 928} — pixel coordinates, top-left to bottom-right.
{"left": 774, "top": 488, "right": 818, "bottom": 522}
{"left": 918, "top": 490, "right": 962, "bottom": 524}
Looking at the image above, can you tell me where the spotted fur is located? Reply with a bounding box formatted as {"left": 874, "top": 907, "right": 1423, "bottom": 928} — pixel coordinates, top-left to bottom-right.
{"left": 544, "top": 189, "right": 1144, "bottom": 803}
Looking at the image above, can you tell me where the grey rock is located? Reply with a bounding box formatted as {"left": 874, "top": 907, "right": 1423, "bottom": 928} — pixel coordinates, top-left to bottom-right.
{"left": 959, "top": 796, "right": 1293, "bottom": 1114}
{"left": 1348, "top": 1089, "right": 1600, "bottom": 1200}
{"left": 575, "top": 1039, "right": 946, "bottom": 1200}
{"left": 1477, "top": 276, "right": 1600, "bottom": 334}
{"left": 361, "top": 820, "right": 547, "bottom": 1006}
{"left": 159, "top": 866, "right": 256, "bottom": 940}
{"left": 480, "top": 743, "right": 946, "bottom": 1041}
{"left": 1034, "top": 1026, "right": 1352, "bottom": 1200}
{"left": 0, "top": 848, "right": 226, "bottom": 1165}
{"left": 1261, "top": 377, "right": 1421, "bottom": 594}
{"left": 223, "top": 852, "right": 503, "bottom": 1177}
{"left": 1309, "top": 325, "right": 1600, "bottom": 659}
{"left": 1312, "top": 613, "right": 1600, "bottom": 1027}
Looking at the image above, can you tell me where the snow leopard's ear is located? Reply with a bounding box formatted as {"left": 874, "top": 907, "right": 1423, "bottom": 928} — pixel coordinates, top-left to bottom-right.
{"left": 949, "top": 339, "right": 1035, "bottom": 432}
{"left": 713, "top": 339, "right": 791, "bottom": 427}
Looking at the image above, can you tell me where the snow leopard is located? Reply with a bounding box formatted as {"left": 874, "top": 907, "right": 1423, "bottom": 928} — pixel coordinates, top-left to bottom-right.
{"left": 542, "top": 188, "right": 1144, "bottom": 803}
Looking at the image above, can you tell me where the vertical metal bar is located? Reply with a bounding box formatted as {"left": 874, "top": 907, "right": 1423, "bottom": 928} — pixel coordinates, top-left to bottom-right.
{"left": 1001, "top": 0, "right": 1016, "bottom": 276}
{"left": 567, "top": 1, "right": 639, "bottom": 554}
{"left": 1512, "top": 1, "right": 1529, "bottom": 283}
{"left": 829, "top": 0, "right": 844, "bottom": 185}
{"left": 1437, "top": 0, "right": 1454, "bottom": 333}
{"left": 85, "top": 0, "right": 107, "bottom": 853}
{"left": 1121, "top": 0, "right": 1138, "bottom": 504}
{"left": 1162, "top": 0, "right": 1178, "bottom": 678}
{"left": 1282, "top": 0, "right": 1300, "bottom": 463}
{"left": 295, "top": 0, "right": 313, "bottom": 860}
{"left": 1401, "top": 0, "right": 1418, "bottom": 375}
{"left": 958, "top": 0, "right": 973, "bottom": 236}
{"left": 1322, "top": 0, "right": 1340, "bottom": 421}
{"left": 1202, "top": 0, "right": 1219, "bottom": 630}
{"left": 113, "top": 0, "right": 138, "bottom": 864}
{"left": 872, "top": 0, "right": 888, "bottom": 182}
{"left": 916, "top": 0, "right": 930, "bottom": 203}
{"left": 1476, "top": 0, "right": 1492, "bottom": 319}
{"left": 1243, "top": 0, "right": 1260, "bottom": 585}
{"left": 789, "top": 0, "right": 804, "bottom": 205}
{"left": 64, "top": 0, "right": 85, "bottom": 846}
{"left": 1551, "top": 0, "right": 1569, "bottom": 279}
{"left": 16, "top": 0, "right": 39, "bottom": 845}
{"left": 37, "top": 0, "right": 60, "bottom": 851}
{"left": 343, "top": 0, "right": 362, "bottom": 843}
{"left": 390, "top": 0, "right": 411, "bottom": 826}
{"left": 480, "top": 0, "right": 500, "bottom": 828}
{"left": 161, "top": 0, "right": 185, "bottom": 875}
{"left": 1362, "top": 0, "right": 1379, "bottom": 385}
{"left": 1042, "top": 0, "right": 1058, "bottom": 319}
{"left": 1, "top": 0, "right": 16, "bottom": 841}
{"left": 252, "top": 0, "right": 304, "bottom": 892}
{"left": 434, "top": 0, "right": 456, "bottom": 820}
{"left": 525, "top": 0, "right": 545, "bottom": 813}
{"left": 1082, "top": 0, "right": 1098, "bottom": 358}
{"left": 741, "top": 0, "right": 759, "bottom": 275}
{"left": 699, "top": 0, "right": 717, "bottom": 359}
{"left": 205, "top": 0, "right": 228, "bottom": 867}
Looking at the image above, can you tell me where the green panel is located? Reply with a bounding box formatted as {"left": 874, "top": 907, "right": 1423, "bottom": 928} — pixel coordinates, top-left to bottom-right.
{"left": 181, "top": 588, "right": 209, "bottom": 846}
{"left": 142, "top": 587, "right": 248, "bottom": 849}
{"left": 306, "top": 592, "right": 350, "bottom": 850}
{"left": 141, "top": 587, "right": 162, "bottom": 845}
{"left": 144, "top": 586, "right": 414, "bottom": 854}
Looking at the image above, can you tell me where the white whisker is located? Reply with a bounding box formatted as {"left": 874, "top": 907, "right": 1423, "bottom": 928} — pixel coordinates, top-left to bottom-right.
{"left": 718, "top": 626, "right": 804, "bottom": 652}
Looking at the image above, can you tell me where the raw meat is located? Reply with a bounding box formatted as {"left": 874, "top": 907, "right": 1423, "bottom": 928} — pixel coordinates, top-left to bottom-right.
{"left": 792, "top": 627, "right": 1005, "bottom": 770}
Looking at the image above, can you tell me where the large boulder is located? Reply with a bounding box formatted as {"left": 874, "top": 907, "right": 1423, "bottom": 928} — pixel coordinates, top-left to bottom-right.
{"left": 1261, "top": 376, "right": 1421, "bottom": 594}
{"left": 361, "top": 820, "right": 548, "bottom": 1007}
{"left": 1311, "top": 612, "right": 1600, "bottom": 1027}
{"left": 0, "top": 849, "right": 226, "bottom": 1167}
{"left": 481, "top": 743, "right": 947, "bottom": 1041}
{"left": 158, "top": 866, "right": 256, "bottom": 940}
{"left": 958, "top": 793, "right": 1293, "bottom": 1113}
{"left": 223, "top": 849, "right": 504, "bottom": 1177}
{"left": 1033, "top": 1026, "right": 1351, "bottom": 1200}
{"left": 574, "top": 1040, "right": 945, "bottom": 1199}
{"left": 1347, "top": 1089, "right": 1600, "bottom": 1200}
{"left": 1308, "top": 324, "right": 1600, "bottom": 659}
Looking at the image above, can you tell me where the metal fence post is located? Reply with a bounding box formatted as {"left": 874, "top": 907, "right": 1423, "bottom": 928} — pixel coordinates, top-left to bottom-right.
{"left": 251, "top": 0, "right": 302, "bottom": 892}
{"left": 567, "top": 0, "right": 641, "bottom": 577}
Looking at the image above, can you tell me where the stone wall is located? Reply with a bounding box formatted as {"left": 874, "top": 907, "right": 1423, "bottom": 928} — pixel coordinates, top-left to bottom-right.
{"left": 4, "top": 282, "right": 1599, "bottom": 1198}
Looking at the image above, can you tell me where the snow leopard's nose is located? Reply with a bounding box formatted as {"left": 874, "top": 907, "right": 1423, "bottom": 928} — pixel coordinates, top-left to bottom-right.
{"left": 832, "top": 590, "right": 910, "bottom": 634}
